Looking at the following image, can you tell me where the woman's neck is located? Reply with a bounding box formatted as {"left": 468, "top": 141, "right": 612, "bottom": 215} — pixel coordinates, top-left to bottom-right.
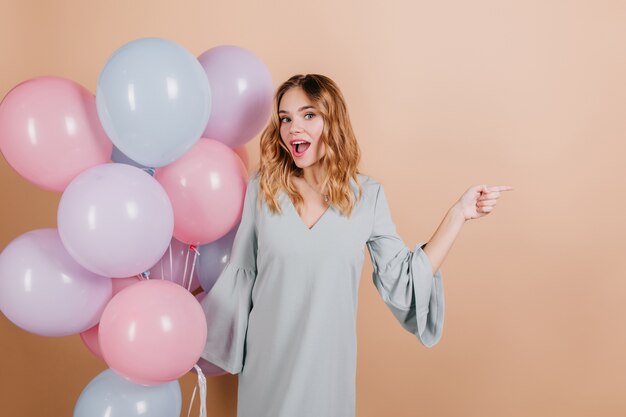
{"left": 300, "top": 166, "right": 325, "bottom": 187}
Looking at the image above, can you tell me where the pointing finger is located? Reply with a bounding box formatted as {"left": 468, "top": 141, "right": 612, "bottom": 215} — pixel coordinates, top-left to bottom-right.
{"left": 483, "top": 185, "right": 514, "bottom": 192}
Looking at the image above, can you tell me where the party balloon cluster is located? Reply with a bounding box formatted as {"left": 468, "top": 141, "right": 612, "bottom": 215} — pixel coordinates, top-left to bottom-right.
{"left": 0, "top": 38, "right": 273, "bottom": 417}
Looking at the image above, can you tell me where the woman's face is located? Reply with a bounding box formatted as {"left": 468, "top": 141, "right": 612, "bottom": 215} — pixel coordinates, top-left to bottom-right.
{"left": 279, "top": 87, "right": 326, "bottom": 169}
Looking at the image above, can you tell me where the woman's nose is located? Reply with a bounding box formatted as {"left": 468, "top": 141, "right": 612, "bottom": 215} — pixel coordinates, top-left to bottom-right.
{"left": 289, "top": 119, "right": 303, "bottom": 134}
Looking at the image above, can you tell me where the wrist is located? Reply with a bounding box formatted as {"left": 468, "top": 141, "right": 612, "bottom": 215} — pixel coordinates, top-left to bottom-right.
{"left": 449, "top": 203, "right": 466, "bottom": 223}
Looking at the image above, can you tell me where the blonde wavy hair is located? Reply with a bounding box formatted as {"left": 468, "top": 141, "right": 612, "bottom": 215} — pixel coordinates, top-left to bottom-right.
{"left": 257, "top": 74, "right": 363, "bottom": 217}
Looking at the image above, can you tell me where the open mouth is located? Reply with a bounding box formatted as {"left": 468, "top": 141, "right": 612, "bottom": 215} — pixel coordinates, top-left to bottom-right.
{"left": 291, "top": 140, "right": 311, "bottom": 157}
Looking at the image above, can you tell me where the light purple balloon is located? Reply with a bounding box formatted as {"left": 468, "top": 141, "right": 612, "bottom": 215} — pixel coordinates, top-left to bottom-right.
{"left": 197, "top": 221, "right": 239, "bottom": 293}
{"left": 148, "top": 237, "right": 200, "bottom": 291}
{"left": 58, "top": 163, "right": 174, "bottom": 277}
{"left": 0, "top": 229, "right": 112, "bottom": 336}
{"left": 198, "top": 45, "right": 273, "bottom": 148}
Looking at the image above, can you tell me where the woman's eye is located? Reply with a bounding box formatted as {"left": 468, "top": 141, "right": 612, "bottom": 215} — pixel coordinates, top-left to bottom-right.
{"left": 304, "top": 113, "right": 315, "bottom": 119}
{"left": 280, "top": 117, "right": 291, "bottom": 123}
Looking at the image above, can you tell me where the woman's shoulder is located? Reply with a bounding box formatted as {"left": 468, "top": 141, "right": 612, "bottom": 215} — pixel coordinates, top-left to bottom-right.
{"left": 352, "top": 173, "right": 384, "bottom": 208}
{"left": 355, "top": 173, "right": 382, "bottom": 193}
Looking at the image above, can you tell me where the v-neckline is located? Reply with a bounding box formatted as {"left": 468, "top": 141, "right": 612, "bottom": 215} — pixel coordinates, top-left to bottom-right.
{"left": 282, "top": 190, "right": 332, "bottom": 232}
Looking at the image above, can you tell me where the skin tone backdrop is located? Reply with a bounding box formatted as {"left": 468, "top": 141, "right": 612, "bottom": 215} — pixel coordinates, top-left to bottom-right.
{"left": 2, "top": 1, "right": 626, "bottom": 416}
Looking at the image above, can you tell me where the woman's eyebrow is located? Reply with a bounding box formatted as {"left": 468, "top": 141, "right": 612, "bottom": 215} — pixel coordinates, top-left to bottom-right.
{"left": 278, "top": 105, "right": 316, "bottom": 114}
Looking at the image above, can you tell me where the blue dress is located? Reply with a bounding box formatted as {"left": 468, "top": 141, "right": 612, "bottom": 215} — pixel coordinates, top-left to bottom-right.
{"left": 200, "top": 172, "right": 444, "bottom": 417}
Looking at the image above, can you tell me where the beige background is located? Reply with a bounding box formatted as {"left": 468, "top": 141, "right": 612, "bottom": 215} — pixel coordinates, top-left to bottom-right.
{"left": 1, "top": 0, "right": 626, "bottom": 416}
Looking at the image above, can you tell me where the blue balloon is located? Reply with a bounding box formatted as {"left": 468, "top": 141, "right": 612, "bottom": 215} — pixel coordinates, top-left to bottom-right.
{"left": 197, "top": 220, "right": 240, "bottom": 293}
{"left": 74, "top": 369, "right": 181, "bottom": 417}
{"left": 96, "top": 37, "right": 211, "bottom": 167}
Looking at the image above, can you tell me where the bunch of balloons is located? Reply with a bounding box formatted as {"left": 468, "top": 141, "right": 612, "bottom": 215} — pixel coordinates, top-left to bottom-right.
{"left": 0, "top": 38, "right": 273, "bottom": 417}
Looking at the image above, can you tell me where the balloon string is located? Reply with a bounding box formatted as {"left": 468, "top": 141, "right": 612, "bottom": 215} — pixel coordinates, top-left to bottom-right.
{"left": 182, "top": 246, "right": 191, "bottom": 289}
{"left": 187, "top": 245, "right": 200, "bottom": 292}
{"left": 187, "top": 385, "right": 197, "bottom": 417}
{"left": 186, "top": 364, "right": 207, "bottom": 417}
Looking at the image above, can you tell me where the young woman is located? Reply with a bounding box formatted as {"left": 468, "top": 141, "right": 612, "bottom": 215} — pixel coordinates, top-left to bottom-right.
{"left": 200, "top": 74, "right": 513, "bottom": 417}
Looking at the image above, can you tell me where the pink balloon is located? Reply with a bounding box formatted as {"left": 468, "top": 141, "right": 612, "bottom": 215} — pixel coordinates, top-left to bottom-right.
{"left": 198, "top": 45, "right": 273, "bottom": 148}
{"left": 99, "top": 279, "right": 207, "bottom": 385}
{"left": 80, "top": 324, "right": 102, "bottom": 358}
{"left": 58, "top": 163, "right": 174, "bottom": 277}
{"left": 148, "top": 237, "right": 200, "bottom": 292}
{"left": 80, "top": 276, "right": 141, "bottom": 359}
{"left": 0, "top": 76, "right": 112, "bottom": 192}
{"left": 155, "top": 138, "right": 248, "bottom": 245}
{"left": 0, "top": 229, "right": 112, "bottom": 336}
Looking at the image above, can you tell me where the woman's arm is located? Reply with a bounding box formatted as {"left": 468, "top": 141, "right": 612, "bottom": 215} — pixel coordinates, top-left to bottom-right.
{"left": 422, "top": 205, "right": 465, "bottom": 275}
{"left": 422, "top": 184, "right": 513, "bottom": 274}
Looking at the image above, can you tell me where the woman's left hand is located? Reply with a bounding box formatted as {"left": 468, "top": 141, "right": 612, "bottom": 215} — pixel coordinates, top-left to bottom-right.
{"left": 454, "top": 184, "right": 514, "bottom": 221}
